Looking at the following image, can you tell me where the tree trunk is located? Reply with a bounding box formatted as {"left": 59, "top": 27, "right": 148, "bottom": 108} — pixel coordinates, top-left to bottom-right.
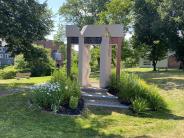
{"left": 152, "top": 60, "right": 157, "bottom": 71}
{"left": 181, "top": 60, "right": 184, "bottom": 70}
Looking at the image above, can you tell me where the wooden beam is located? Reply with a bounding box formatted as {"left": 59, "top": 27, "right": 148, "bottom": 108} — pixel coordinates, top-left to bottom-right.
{"left": 116, "top": 38, "right": 123, "bottom": 80}
{"left": 67, "top": 38, "right": 72, "bottom": 77}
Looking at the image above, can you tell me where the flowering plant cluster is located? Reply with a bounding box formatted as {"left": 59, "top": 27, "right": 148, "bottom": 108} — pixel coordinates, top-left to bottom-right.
{"left": 31, "top": 69, "right": 81, "bottom": 112}
{"left": 32, "top": 82, "right": 61, "bottom": 95}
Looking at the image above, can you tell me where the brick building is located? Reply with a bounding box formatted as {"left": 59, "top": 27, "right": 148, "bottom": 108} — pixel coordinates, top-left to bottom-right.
{"left": 34, "top": 40, "right": 63, "bottom": 67}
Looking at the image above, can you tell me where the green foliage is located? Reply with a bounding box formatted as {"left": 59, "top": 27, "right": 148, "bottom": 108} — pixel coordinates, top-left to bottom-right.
{"left": 159, "top": 0, "right": 184, "bottom": 69}
{"left": 32, "top": 69, "right": 81, "bottom": 112}
{"left": 0, "top": 0, "right": 53, "bottom": 56}
{"left": 134, "top": 0, "right": 168, "bottom": 71}
{"left": 109, "top": 72, "right": 167, "bottom": 111}
{"left": 1, "top": 46, "right": 54, "bottom": 79}
{"left": 14, "top": 55, "right": 29, "bottom": 70}
{"left": 71, "top": 62, "right": 79, "bottom": 81}
{"left": 122, "top": 40, "right": 141, "bottom": 67}
{"left": 99, "top": 0, "right": 133, "bottom": 30}
{"left": 32, "top": 83, "right": 61, "bottom": 111}
{"left": 0, "top": 66, "right": 17, "bottom": 79}
{"left": 69, "top": 96, "right": 79, "bottom": 109}
{"left": 25, "top": 46, "right": 55, "bottom": 77}
{"left": 90, "top": 46, "right": 100, "bottom": 72}
{"left": 60, "top": 0, "right": 110, "bottom": 28}
{"left": 33, "top": 70, "right": 81, "bottom": 112}
{"left": 131, "top": 97, "right": 148, "bottom": 113}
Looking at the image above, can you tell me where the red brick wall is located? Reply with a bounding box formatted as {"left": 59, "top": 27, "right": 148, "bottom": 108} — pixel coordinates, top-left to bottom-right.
{"left": 168, "top": 55, "right": 180, "bottom": 68}
{"left": 34, "top": 40, "right": 59, "bottom": 51}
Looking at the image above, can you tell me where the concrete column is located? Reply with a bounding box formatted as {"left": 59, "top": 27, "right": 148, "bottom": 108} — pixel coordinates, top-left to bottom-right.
{"left": 116, "top": 38, "right": 123, "bottom": 80}
{"left": 67, "top": 38, "right": 71, "bottom": 77}
{"left": 100, "top": 37, "right": 111, "bottom": 88}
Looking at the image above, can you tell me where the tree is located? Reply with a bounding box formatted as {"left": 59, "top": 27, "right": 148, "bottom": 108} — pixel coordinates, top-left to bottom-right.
{"left": 0, "top": 0, "right": 53, "bottom": 57}
{"left": 134, "top": 0, "right": 168, "bottom": 71}
{"left": 98, "top": 0, "right": 133, "bottom": 30}
{"left": 122, "top": 39, "right": 143, "bottom": 67}
{"left": 159, "top": 0, "right": 184, "bottom": 69}
{"left": 59, "top": 0, "right": 110, "bottom": 28}
{"left": 25, "top": 45, "right": 55, "bottom": 76}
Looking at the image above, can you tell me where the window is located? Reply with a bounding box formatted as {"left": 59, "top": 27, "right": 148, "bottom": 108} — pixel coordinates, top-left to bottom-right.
{"left": 0, "top": 54, "right": 3, "bottom": 58}
{"left": 4, "top": 54, "right": 9, "bottom": 59}
{"left": 0, "top": 47, "right": 3, "bottom": 52}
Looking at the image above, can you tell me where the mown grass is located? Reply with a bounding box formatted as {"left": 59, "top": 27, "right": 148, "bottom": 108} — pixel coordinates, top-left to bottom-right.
{"left": 0, "top": 69, "right": 183, "bottom": 137}
{"left": 0, "top": 76, "right": 51, "bottom": 96}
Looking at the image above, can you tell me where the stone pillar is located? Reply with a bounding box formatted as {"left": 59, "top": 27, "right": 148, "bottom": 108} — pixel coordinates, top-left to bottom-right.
{"left": 78, "top": 37, "right": 91, "bottom": 87}
{"left": 100, "top": 37, "right": 111, "bottom": 88}
{"left": 78, "top": 37, "right": 84, "bottom": 86}
{"left": 67, "top": 38, "right": 72, "bottom": 77}
{"left": 116, "top": 38, "right": 123, "bottom": 80}
{"left": 83, "top": 45, "right": 91, "bottom": 87}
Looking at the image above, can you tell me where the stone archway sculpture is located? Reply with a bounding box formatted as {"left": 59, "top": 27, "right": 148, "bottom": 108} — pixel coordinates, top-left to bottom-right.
{"left": 66, "top": 25, "right": 124, "bottom": 88}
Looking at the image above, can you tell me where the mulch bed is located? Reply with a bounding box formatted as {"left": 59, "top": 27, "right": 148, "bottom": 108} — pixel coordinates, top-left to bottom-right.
{"left": 43, "top": 99, "right": 84, "bottom": 116}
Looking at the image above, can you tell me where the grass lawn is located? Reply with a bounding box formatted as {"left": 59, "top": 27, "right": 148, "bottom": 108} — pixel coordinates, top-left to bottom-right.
{"left": 0, "top": 69, "right": 184, "bottom": 137}
{"left": 0, "top": 76, "right": 51, "bottom": 96}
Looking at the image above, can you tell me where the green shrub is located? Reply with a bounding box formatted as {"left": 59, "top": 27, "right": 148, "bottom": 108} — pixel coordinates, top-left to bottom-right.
{"left": 0, "top": 66, "right": 17, "bottom": 79}
{"left": 25, "top": 46, "right": 55, "bottom": 77}
{"left": 32, "top": 83, "right": 61, "bottom": 110}
{"left": 69, "top": 96, "right": 79, "bottom": 109}
{"left": 14, "top": 54, "right": 29, "bottom": 70}
{"left": 32, "top": 69, "right": 81, "bottom": 112}
{"left": 131, "top": 97, "right": 148, "bottom": 113}
{"left": 109, "top": 72, "right": 167, "bottom": 111}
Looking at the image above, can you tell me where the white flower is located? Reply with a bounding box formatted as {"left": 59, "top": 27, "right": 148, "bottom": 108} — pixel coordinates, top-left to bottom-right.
{"left": 65, "top": 86, "right": 68, "bottom": 90}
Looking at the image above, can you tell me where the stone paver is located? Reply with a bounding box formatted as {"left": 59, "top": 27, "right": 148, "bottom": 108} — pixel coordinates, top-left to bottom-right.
{"left": 82, "top": 87, "right": 129, "bottom": 109}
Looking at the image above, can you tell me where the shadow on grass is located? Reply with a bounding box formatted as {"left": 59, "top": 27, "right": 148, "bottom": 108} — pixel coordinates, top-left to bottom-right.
{"left": 0, "top": 93, "right": 123, "bottom": 138}
{"left": 128, "top": 70, "right": 184, "bottom": 90}
{"left": 0, "top": 83, "right": 34, "bottom": 88}
{"left": 87, "top": 107, "right": 184, "bottom": 121}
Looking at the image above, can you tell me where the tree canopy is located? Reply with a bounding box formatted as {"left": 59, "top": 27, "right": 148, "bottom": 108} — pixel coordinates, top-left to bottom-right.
{"left": 59, "top": 0, "right": 110, "bottom": 28}
{"left": 98, "top": 0, "right": 133, "bottom": 30}
{"left": 159, "top": 0, "right": 184, "bottom": 68}
{"left": 0, "top": 0, "right": 53, "bottom": 57}
{"left": 133, "top": 0, "right": 168, "bottom": 71}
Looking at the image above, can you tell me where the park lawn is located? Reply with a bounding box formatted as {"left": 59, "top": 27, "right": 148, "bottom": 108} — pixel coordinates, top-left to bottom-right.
{"left": 0, "top": 76, "right": 51, "bottom": 86}
{"left": 0, "top": 76, "right": 51, "bottom": 96}
{"left": 0, "top": 69, "right": 183, "bottom": 137}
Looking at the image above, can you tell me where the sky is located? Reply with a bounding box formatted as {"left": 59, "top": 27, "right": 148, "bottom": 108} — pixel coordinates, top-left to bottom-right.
{"left": 38, "top": 0, "right": 132, "bottom": 41}
{"left": 38, "top": 0, "right": 65, "bottom": 40}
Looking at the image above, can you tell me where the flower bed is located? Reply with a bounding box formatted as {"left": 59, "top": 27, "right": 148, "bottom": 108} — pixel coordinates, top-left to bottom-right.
{"left": 31, "top": 69, "right": 83, "bottom": 115}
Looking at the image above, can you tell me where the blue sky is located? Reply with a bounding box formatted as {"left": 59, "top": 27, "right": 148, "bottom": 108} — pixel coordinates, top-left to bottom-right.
{"left": 38, "top": 0, "right": 65, "bottom": 40}
{"left": 38, "top": 0, "right": 132, "bottom": 40}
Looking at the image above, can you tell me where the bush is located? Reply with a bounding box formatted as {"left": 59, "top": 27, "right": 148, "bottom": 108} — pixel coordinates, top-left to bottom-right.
{"left": 24, "top": 46, "right": 55, "bottom": 77}
{"left": 109, "top": 72, "right": 167, "bottom": 111}
{"left": 69, "top": 96, "right": 79, "bottom": 109}
{"left": 32, "top": 82, "right": 61, "bottom": 111}
{"left": 131, "top": 97, "right": 148, "bottom": 113}
{"left": 32, "top": 69, "right": 81, "bottom": 112}
{"left": 0, "top": 66, "right": 17, "bottom": 79}
{"left": 14, "top": 54, "right": 29, "bottom": 70}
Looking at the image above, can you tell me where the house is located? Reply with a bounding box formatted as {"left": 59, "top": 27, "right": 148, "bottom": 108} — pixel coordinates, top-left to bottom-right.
{"left": 0, "top": 39, "right": 14, "bottom": 67}
{"left": 139, "top": 52, "right": 181, "bottom": 68}
{"left": 34, "top": 40, "right": 63, "bottom": 67}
